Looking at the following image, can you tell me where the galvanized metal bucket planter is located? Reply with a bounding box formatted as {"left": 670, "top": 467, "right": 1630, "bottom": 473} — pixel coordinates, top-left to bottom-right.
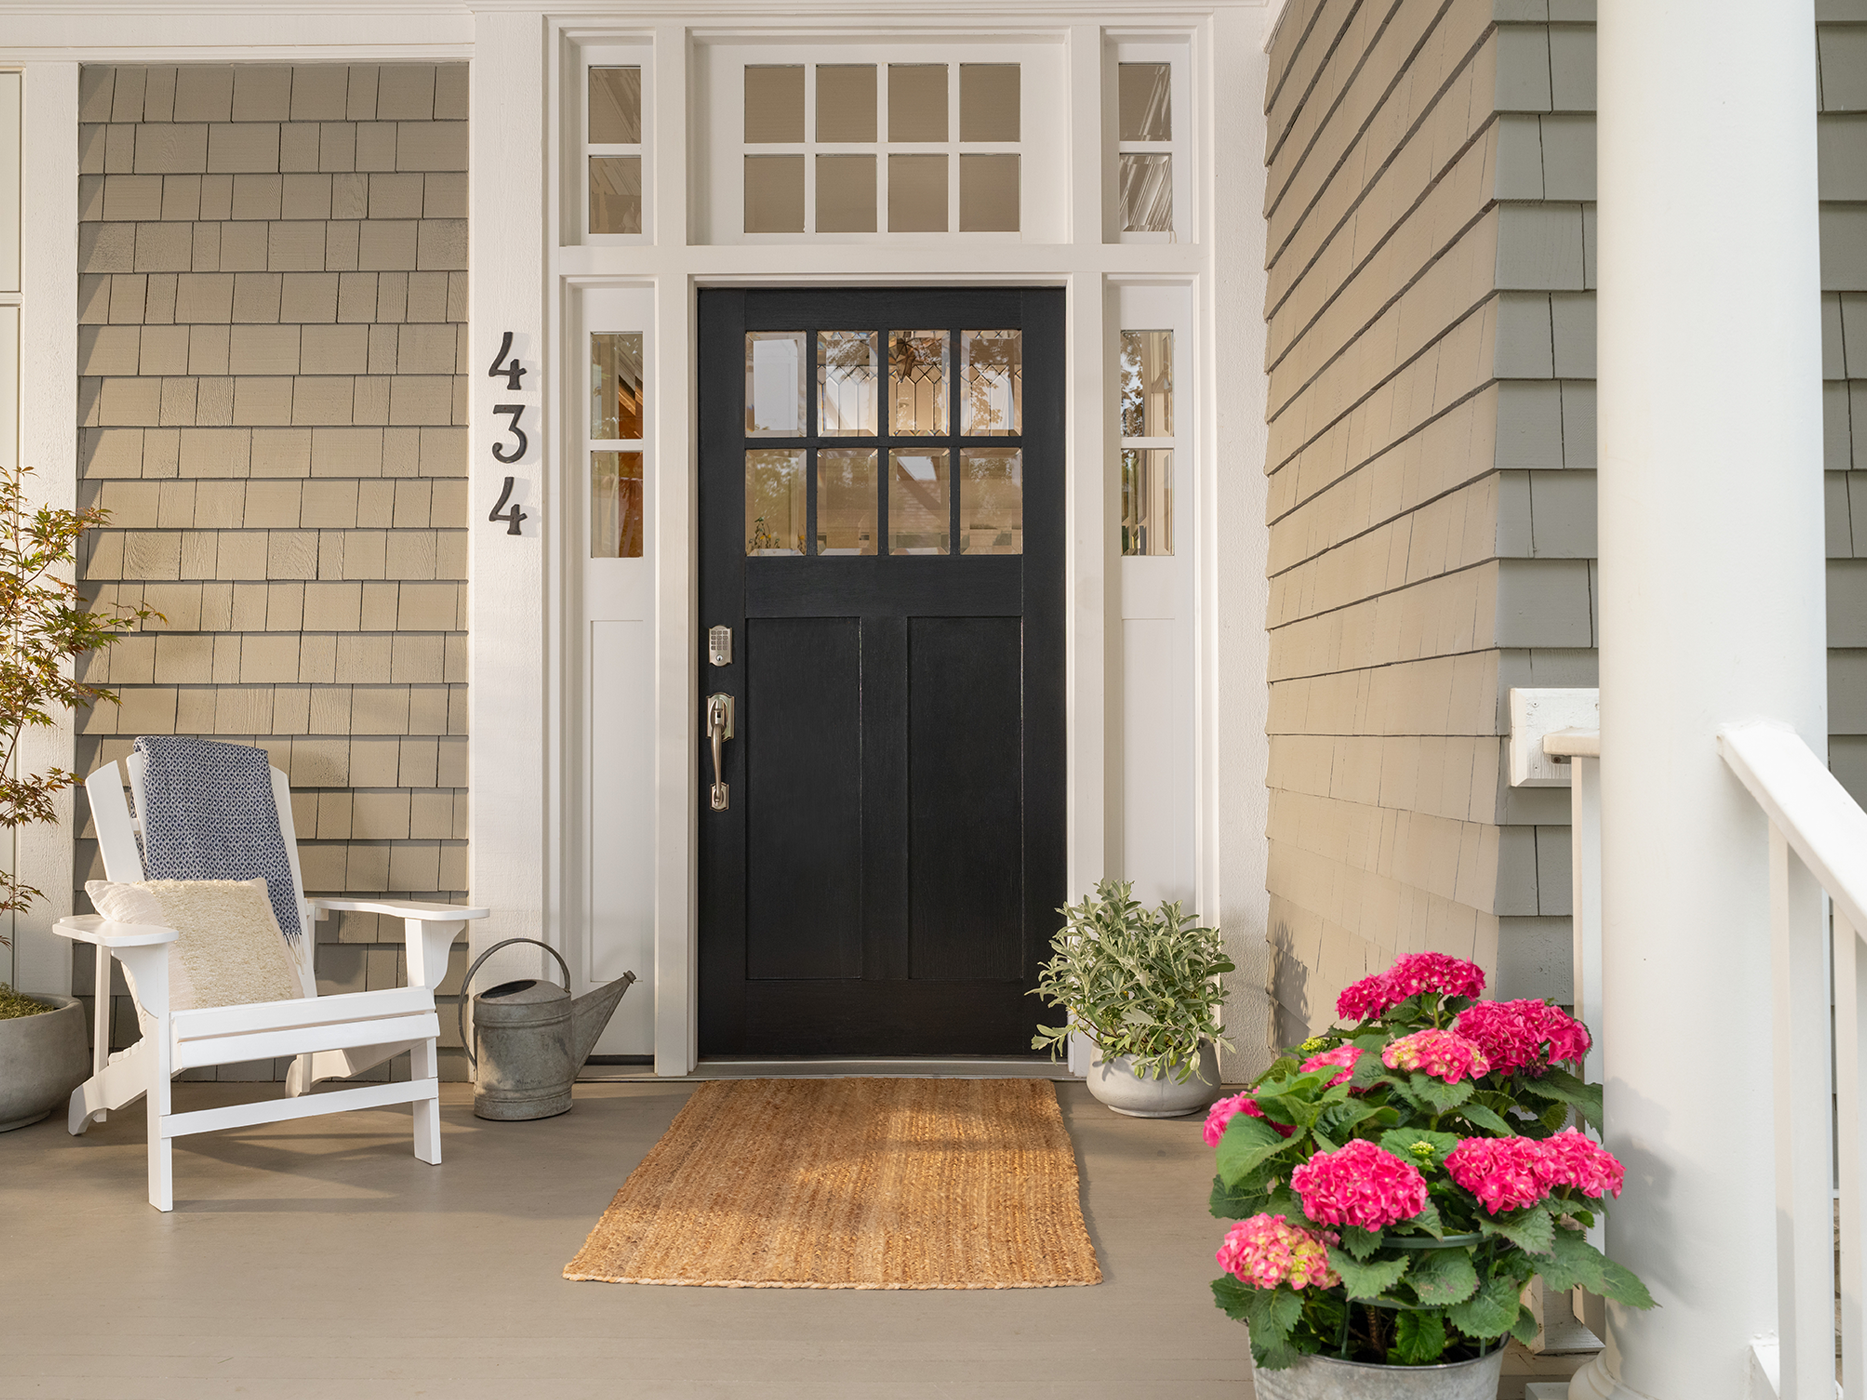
{"left": 1248, "top": 1347, "right": 1504, "bottom": 1400}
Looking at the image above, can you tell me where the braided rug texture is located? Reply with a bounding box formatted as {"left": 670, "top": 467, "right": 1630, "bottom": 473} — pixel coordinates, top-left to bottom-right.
{"left": 563, "top": 1077, "right": 1102, "bottom": 1289}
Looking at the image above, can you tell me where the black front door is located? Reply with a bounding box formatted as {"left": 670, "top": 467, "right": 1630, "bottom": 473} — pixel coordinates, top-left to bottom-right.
{"left": 697, "top": 287, "right": 1065, "bottom": 1056}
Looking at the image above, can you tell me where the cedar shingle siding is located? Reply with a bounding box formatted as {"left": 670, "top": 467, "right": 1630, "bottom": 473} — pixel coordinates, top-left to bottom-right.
{"left": 69, "top": 64, "right": 471, "bottom": 1081}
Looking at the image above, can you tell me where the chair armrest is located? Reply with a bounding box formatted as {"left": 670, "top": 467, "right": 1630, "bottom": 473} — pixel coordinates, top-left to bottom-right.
{"left": 52, "top": 914, "right": 180, "bottom": 948}
{"left": 310, "top": 898, "right": 490, "bottom": 923}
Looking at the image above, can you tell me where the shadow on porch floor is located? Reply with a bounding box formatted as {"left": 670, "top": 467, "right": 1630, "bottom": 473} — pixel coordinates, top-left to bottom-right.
{"left": 0, "top": 1080, "right": 1584, "bottom": 1399}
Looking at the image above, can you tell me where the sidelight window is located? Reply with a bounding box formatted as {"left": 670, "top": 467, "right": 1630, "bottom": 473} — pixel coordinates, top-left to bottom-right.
{"left": 591, "top": 331, "right": 645, "bottom": 557}
{"left": 1120, "top": 328, "right": 1173, "bottom": 555}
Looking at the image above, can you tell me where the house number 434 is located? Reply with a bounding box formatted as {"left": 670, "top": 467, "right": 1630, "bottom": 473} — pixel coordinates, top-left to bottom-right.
{"left": 487, "top": 331, "right": 529, "bottom": 536}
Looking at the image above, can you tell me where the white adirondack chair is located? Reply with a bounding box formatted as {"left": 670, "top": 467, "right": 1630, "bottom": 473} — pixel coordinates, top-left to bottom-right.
{"left": 54, "top": 751, "right": 488, "bottom": 1211}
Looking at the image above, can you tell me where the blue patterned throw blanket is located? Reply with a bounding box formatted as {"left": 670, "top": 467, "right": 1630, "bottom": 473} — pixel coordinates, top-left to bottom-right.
{"left": 132, "top": 736, "right": 302, "bottom": 943}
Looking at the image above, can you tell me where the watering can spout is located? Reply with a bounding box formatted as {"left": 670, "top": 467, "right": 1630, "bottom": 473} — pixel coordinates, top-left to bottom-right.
{"left": 571, "top": 971, "right": 638, "bottom": 1068}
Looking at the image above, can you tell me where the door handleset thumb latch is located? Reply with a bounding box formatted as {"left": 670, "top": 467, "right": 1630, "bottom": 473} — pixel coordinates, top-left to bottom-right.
{"left": 707, "top": 693, "right": 735, "bottom": 811}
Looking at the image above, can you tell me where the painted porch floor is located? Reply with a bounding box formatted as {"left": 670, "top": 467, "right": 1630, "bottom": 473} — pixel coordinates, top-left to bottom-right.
{"left": 0, "top": 1080, "right": 1582, "bottom": 1399}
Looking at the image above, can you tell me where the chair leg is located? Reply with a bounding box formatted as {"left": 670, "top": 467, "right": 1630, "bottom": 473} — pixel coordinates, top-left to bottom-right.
{"left": 411, "top": 1038, "right": 441, "bottom": 1165}
{"left": 147, "top": 1105, "right": 173, "bottom": 1212}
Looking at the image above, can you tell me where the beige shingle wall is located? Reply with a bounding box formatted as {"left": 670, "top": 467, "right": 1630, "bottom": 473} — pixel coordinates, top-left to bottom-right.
{"left": 1262, "top": 1, "right": 1596, "bottom": 1045}
{"left": 67, "top": 64, "right": 471, "bottom": 1081}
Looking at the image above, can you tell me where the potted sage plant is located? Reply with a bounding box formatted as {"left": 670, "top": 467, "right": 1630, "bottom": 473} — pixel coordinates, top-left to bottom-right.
{"left": 1205, "top": 951, "right": 1652, "bottom": 1397}
{"left": 1031, "top": 879, "right": 1233, "bottom": 1117}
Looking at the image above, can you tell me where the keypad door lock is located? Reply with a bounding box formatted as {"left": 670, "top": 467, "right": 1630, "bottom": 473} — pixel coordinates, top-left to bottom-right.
{"left": 708, "top": 625, "right": 732, "bottom": 667}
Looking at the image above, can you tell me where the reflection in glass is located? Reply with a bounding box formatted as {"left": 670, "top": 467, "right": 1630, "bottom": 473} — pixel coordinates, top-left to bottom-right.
{"left": 589, "top": 67, "right": 642, "bottom": 144}
{"left": 744, "top": 155, "right": 805, "bottom": 233}
{"left": 745, "top": 65, "right": 805, "bottom": 143}
{"left": 592, "top": 452, "right": 644, "bottom": 558}
{"left": 817, "top": 449, "right": 878, "bottom": 555}
{"left": 958, "top": 154, "right": 1019, "bottom": 232}
{"left": 888, "top": 64, "right": 948, "bottom": 142}
{"left": 817, "top": 65, "right": 877, "bottom": 143}
{"left": 1119, "top": 330, "right": 1172, "bottom": 438}
{"left": 745, "top": 332, "right": 807, "bottom": 436}
{"left": 959, "top": 65, "right": 1020, "bottom": 141}
{"left": 1119, "top": 153, "right": 1173, "bottom": 233}
{"left": 589, "top": 156, "right": 642, "bottom": 235}
{"left": 961, "top": 331, "right": 1021, "bottom": 435}
{"left": 746, "top": 449, "right": 807, "bottom": 555}
{"left": 889, "top": 330, "right": 949, "bottom": 435}
{"left": 1122, "top": 448, "right": 1172, "bottom": 556}
{"left": 590, "top": 333, "right": 643, "bottom": 441}
{"left": 1118, "top": 63, "right": 1172, "bottom": 140}
{"left": 816, "top": 154, "right": 876, "bottom": 233}
{"left": 889, "top": 450, "right": 950, "bottom": 554}
{"left": 887, "top": 153, "right": 947, "bottom": 233}
{"left": 818, "top": 331, "right": 879, "bottom": 436}
{"left": 960, "top": 449, "right": 1022, "bottom": 555}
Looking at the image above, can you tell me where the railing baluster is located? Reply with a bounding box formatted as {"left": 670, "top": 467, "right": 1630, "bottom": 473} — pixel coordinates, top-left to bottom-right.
{"left": 1772, "top": 822, "right": 1840, "bottom": 1399}
{"left": 1839, "top": 909, "right": 1864, "bottom": 1400}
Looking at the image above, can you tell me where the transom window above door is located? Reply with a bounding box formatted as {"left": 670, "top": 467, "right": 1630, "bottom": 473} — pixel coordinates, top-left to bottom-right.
{"left": 742, "top": 327, "right": 1023, "bottom": 556}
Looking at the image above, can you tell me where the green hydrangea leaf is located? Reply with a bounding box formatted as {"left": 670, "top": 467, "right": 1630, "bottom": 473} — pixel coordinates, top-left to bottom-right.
{"left": 1340, "top": 1225, "right": 1384, "bottom": 1261}
{"left": 1217, "top": 1113, "right": 1303, "bottom": 1187}
{"left": 1533, "top": 1228, "right": 1654, "bottom": 1308}
{"left": 1210, "top": 1174, "right": 1267, "bottom": 1221}
{"left": 1405, "top": 1247, "right": 1479, "bottom": 1306}
{"left": 1391, "top": 1310, "right": 1447, "bottom": 1365}
{"left": 1480, "top": 1204, "right": 1556, "bottom": 1257}
{"left": 1327, "top": 1247, "right": 1410, "bottom": 1301}
{"left": 1509, "top": 1304, "right": 1541, "bottom": 1346}
{"left": 1212, "top": 1278, "right": 1307, "bottom": 1370}
{"left": 1446, "top": 1271, "right": 1523, "bottom": 1339}
{"left": 1349, "top": 1046, "right": 1390, "bottom": 1089}
{"left": 1316, "top": 1099, "right": 1383, "bottom": 1140}
{"left": 1518, "top": 1068, "right": 1603, "bottom": 1133}
{"left": 1405, "top": 1072, "right": 1475, "bottom": 1114}
{"left": 1456, "top": 1101, "right": 1515, "bottom": 1136}
{"left": 1407, "top": 1197, "right": 1446, "bottom": 1238}
{"left": 1378, "top": 1127, "right": 1462, "bottom": 1170}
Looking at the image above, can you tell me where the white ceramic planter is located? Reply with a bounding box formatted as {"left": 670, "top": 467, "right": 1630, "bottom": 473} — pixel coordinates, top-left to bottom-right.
{"left": 0, "top": 994, "right": 89, "bottom": 1132}
{"left": 1249, "top": 1347, "right": 1504, "bottom": 1400}
{"left": 1084, "top": 1041, "right": 1219, "bottom": 1117}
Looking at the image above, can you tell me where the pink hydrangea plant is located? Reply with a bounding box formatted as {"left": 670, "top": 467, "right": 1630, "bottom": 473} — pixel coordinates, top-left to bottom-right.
{"left": 1215, "top": 1213, "right": 1341, "bottom": 1290}
{"left": 1334, "top": 952, "right": 1487, "bottom": 1024}
{"left": 1455, "top": 999, "right": 1591, "bottom": 1075}
{"left": 1289, "top": 1140, "right": 1429, "bottom": 1230}
{"left": 1444, "top": 1135, "right": 1555, "bottom": 1215}
{"left": 1381, "top": 1028, "right": 1491, "bottom": 1084}
{"left": 1539, "top": 1128, "right": 1625, "bottom": 1199}
{"left": 1299, "top": 1043, "right": 1362, "bottom": 1087}
{"left": 1203, "top": 1091, "right": 1294, "bottom": 1147}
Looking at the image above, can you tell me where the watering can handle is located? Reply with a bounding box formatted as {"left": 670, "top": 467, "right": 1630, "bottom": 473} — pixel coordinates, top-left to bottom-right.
{"left": 456, "top": 937, "right": 574, "bottom": 1071}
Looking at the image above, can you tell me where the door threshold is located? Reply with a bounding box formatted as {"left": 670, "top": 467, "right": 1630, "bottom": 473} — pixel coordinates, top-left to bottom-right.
{"left": 578, "top": 1056, "right": 1078, "bottom": 1082}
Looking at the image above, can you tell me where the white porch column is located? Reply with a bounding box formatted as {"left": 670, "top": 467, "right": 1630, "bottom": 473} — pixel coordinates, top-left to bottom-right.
{"left": 1577, "top": 3, "right": 1826, "bottom": 1399}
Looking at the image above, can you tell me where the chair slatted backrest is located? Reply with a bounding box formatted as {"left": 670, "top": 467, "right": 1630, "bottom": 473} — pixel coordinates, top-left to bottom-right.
{"left": 87, "top": 757, "right": 318, "bottom": 1002}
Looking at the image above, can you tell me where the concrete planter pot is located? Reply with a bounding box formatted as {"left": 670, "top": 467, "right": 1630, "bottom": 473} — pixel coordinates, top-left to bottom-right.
{"left": 0, "top": 994, "right": 89, "bottom": 1132}
{"left": 1249, "top": 1347, "right": 1504, "bottom": 1400}
{"left": 1085, "top": 1041, "right": 1220, "bottom": 1117}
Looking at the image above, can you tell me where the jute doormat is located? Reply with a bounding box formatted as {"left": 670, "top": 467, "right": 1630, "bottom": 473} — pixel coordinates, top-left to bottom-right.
{"left": 563, "top": 1077, "right": 1102, "bottom": 1289}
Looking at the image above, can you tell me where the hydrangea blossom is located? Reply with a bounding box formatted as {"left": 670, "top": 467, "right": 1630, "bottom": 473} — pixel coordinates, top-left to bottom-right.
{"left": 1215, "top": 1214, "right": 1341, "bottom": 1291}
{"left": 1539, "top": 1128, "right": 1625, "bottom": 1199}
{"left": 1203, "top": 1091, "right": 1294, "bottom": 1147}
{"left": 1335, "top": 953, "right": 1487, "bottom": 1023}
{"left": 1455, "top": 999, "right": 1591, "bottom": 1075}
{"left": 1445, "top": 1135, "right": 1556, "bottom": 1214}
{"left": 1289, "top": 1140, "right": 1429, "bottom": 1230}
{"left": 1381, "top": 1028, "right": 1491, "bottom": 1084}
{"left": 1299, "top": 1044, "right": 1362, "bottom": 1088}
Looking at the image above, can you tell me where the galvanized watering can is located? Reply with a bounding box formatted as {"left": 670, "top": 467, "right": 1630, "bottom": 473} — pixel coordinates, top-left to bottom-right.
{"left": 458, "top": 938, "right": 636, "bottom": 1121}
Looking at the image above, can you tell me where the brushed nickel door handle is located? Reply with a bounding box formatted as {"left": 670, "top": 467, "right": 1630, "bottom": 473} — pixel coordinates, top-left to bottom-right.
{"left": 707, "top": 693, "right": 735, "bottom": 811}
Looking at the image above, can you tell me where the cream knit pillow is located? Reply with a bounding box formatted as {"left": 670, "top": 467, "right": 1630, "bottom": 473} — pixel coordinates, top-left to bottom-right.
{"left": 86, "top": 878, "right": 302, "bottom": 1014}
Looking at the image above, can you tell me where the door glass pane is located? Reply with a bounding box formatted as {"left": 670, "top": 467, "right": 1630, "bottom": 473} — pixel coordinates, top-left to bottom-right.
{"left": 888, "top": 64, "right": 948, "bottom": 142}
{"left": 592, "top": 451, "right": 644, "bottom": 558}
{"left": 746, "top": 449, "right": 807, "bottom": 555}
{"left": 960, "top": 449, "right": 1021, "bottom": 555}
{"left": 590, "top": 156, "right": 642, "bottom": 235}
{"left": 818, "top": 448, "right": 878, "bottom": 555}
{"left": 958, "top": 154, "right": 1018, "bottom": 232}
{"left": 817, "top": 65, "right": 877, "bottom": 143}
{"left": 888, "top": 330, "right": 949, "bottom": 435}
{"left": 959, "top": 64, "right": 1020, "bottom": 141}
{"left": 745, "top": 65, "right": 805, "bottom": 143}
{"left": 590, "top": 332, "right": 643, "bottom": 441}
{"left": 1118, "top": 63, "right": 1172, "bottom": 140}
{"left": 887, "top": 153, "right": 947, "bottom": 233}
{"left": 1122, "top": 448, "right": 1172, "bottom": 556}
{"left": 589, "top": 67, "right": 641, "bottom": 144}
{"left": 744, "top": 155, "right": 805, "bottom": 233}
{"left": 745, "top": 331, "right": 806, "bottom": 436}
{"left": 815, "top": 154, "right": 876, "bottom": 233}
{"left": 1119, "top": 330, "right": 1172, "bottom": 437}
{"left": 1119, "top": 153, "right": 1173, "bottom": 233}
{"left": 889, "top": 449, "right": 950, "bottom": 554}
{"left": 818, "top": 331, "right": 879, "bottom": 436}
{"left": 961, "top": 330, "right": 1020, "bottom": 436}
